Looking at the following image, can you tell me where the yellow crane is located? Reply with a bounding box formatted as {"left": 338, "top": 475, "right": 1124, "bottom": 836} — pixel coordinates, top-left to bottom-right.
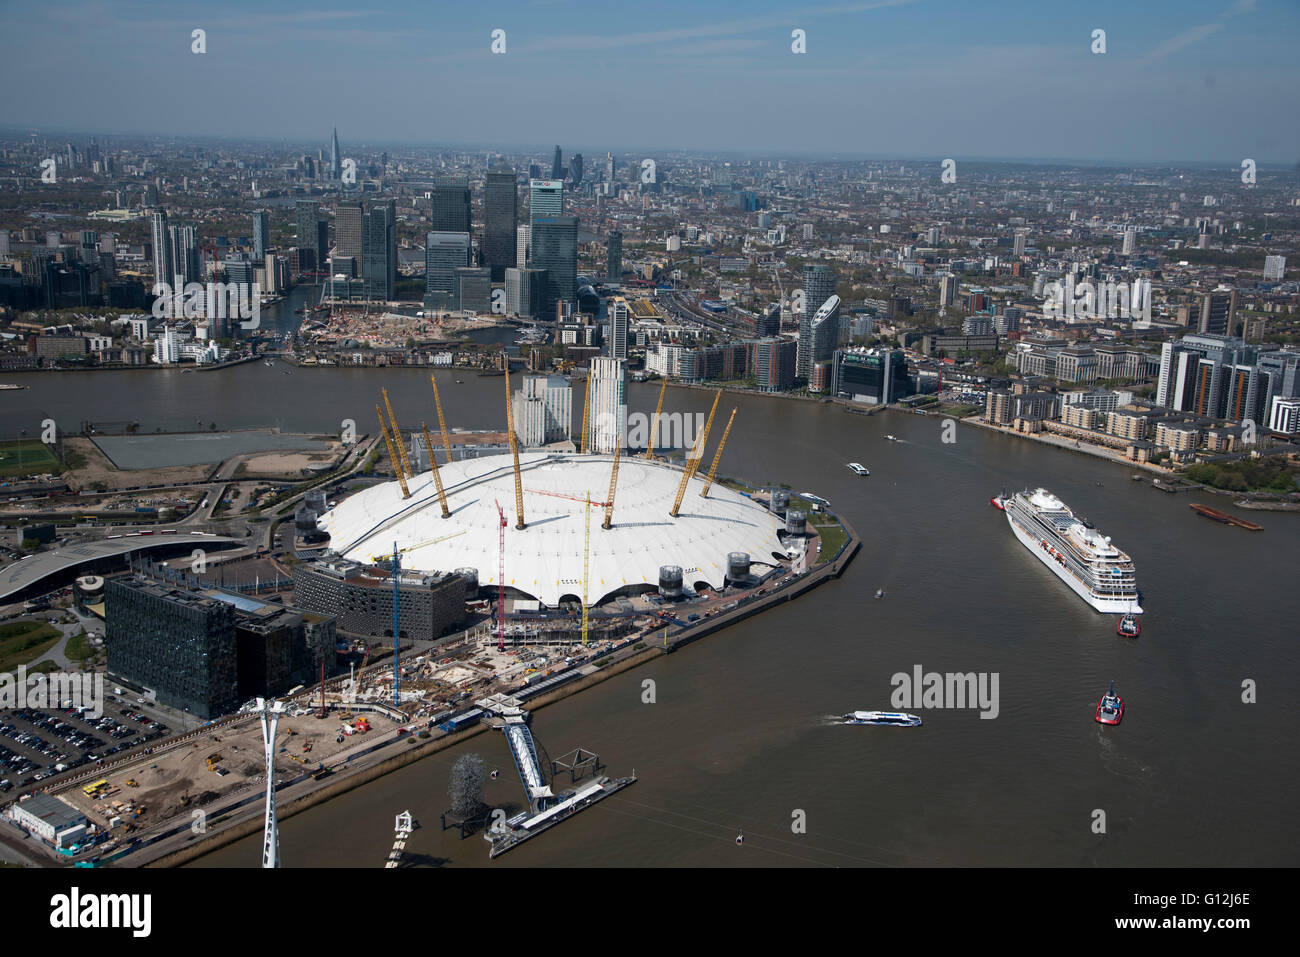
{"left": 503, "top": 364, "right": 525, "bottom": 530}
{"left": 429, "top": 372, "right": 453, "bottom": 464}
{"left": 376, "top": 406, "right": 410, "bottom": 499}
{"left": 699, "top": 408, "right": 737, "bottom": 498}
{"left": 579, "top": 372, "right": 591, "bottom": 453}
{"left": 670, "top": 389, "right": 721, "bottom": 517}
{"left": 602, "top": 443, "right": 621, "bottom": 529}
{"left": 644, "top": 378, "right": 666, "bottom": 460}
{"left": 582, "top": 492, "right": 590, "bottom": 646}
{"left": 419, "top": 422, "right": 450, "bottom": 518}
{"left": 381, "top": 388, "right": 415, "bottom": 480}
{"left": 369, "top": 529, "right": 464, "bottom": 563}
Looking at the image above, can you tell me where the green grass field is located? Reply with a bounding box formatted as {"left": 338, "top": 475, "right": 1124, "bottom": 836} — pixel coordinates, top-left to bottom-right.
{"left": 0, "top": 440, "right": 59, "bottom": 478}
{"left": 0, "top": 620, "right": 62, "bottom": 672}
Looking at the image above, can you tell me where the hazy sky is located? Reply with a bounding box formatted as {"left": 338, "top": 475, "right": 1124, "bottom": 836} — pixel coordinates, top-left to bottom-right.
{"left": 3, "top": 0, "right": 1298, "bottom": 164}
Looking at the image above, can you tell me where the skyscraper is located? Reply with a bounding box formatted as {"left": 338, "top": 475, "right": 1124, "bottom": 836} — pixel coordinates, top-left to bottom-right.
{"left": 1264, "top": 255, "right": 1286, "bottom": 281}
{"left": 516, "top": 225, "right": 531, "bottom": 269}
{"left": 605, "top": 152, "right": 615, "bottom": 184}
{"left": 362, "top": 200, "right": 396, "bottom": 301}
{"left": 505, "top": 267, "right": 548, "bottom": 319}
{"left": 1121, "top": 227, "right": 1136, "bottom": 256}
{"left": 530, "top": 215, "right": 578, "bottom": 321}
{"left": 529, "top": 179, "right": 564, "bottom": 225}
{"left": 807, "top": 295, "right": 842, "bottom": 391}
{"left": 296, "top": 200, "right": 323, "bottom": 271}
{"left": 330, "top": 125, "right": 342, "bottom": 180}
{"left": 169, "top": 224, "right": 200, "bottom": 287}
{"left": 252, "top": 210, "right": 269, "bottom": 260}
{"left": 551, "top": 145, "right": 564, "bottom": 180}
{"left": 938, "top": 273, "right": 959, "bottom": 309}
{"left": 1198, "top": 290, "right": 1240, "bottom": 337}
{"left": 609, "top": 296, "right": 630, "bottom": 360}
{"left": 512, "top": 375, "right": 573, "bottom": 447}
{"left": 150, "top": 210, "right": 172, "bottom": 292}
{"left": 425, "top": 232, "right": 472, "bottom": 300}
{"left": 483, "top": 166, "right": 518, "bottom": 282}
{"left": 569, "top": 153, "right": 583, "bottom": 186}
{"left": 430, "top": 177, "right": 471, "bottom": 234}
{"left": 1013, "top": 230, "right": 1027, "bottom": 258}
{"left": 606, "top": 230, "right": 623, "bottom": 282}
{"left": 586, "top": 357, "right": 627, "bottom": 454}
{"left": 335, "top": 202, "right": 364, "bottom": 260}
{"left": 799, "top": 264, "right": 838, "bottom": 378}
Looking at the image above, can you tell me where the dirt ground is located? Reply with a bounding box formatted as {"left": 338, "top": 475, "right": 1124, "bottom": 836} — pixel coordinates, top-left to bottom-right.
{"left": 60, "top": 706, "right": 401, "bottom": 833}
{"left": 62, "top": 437, "right": 214, "bottom": 491}
{"left": 234, "top": 443, "right": 345, "bottom": 479}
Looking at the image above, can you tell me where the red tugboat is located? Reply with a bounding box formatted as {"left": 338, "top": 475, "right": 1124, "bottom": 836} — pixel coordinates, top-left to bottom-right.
{"left": 1095, "top": 681, "right": 1124, "bottom": 725}
{"left": 1116, "top": 611, "right": 1141, "bottom": 639}
{"left": 990, "top": 488, "right": 1008, "bottom": 511}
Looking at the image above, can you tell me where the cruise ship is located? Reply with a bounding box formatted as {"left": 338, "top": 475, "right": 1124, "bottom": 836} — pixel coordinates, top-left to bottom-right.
{"left": 1002, "top": 488, "right": 1142, "bottom": 614}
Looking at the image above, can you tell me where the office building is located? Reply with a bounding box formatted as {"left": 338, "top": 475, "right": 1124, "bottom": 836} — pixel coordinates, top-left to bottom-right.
{"left": 529, "top": 179, "right": 564, "bottom": 224}
{"left": 530, "top": 215, "right": 578, "bottom": 320}
{"left": 505, "top": 267, "right": 548, "bottom": 319}
{"left": 105, "top": 577, "right": 238, "bottom": 719}
{"left": 551, "top": 145, "right": 564, "bottom": 180}
{"left": 430, "top": 176, "right": 471, "bottom": 234}
{"left": 252, "top": 209, "right": 269, "bottom": 260}
{"left": 330, "top": 125, "right": 342, "bottom": 179}
{"left": 569, "top": 152, "right": 583, "bottom": 186}
{"left": 483, "top": 166, "right": 517, "bottom": 281}
{"left": 291, "top": 558, "right": 465, "bottom": 644}
{"left": 335, "top": 201, "right": 364, "bottom": 260}
{"left": 454, "top": 266, "right": 492, "bottom": 313}
{"left": 607, "top": 230, "right": 623, "bottom": 281}
{"left": 362, "top": 200, "right": 396, "bottom": 301}
{"left": 608, "top": 296, "right": 630, "bottom": 360}
{"left": 296, "top": 200, "right": 326, "bottom": 272}
{"left": 425, "top": 231, "right": 472, "bottom": 300}
{"left": 585, "top": 356, "right": 627, "bottom": 453}
{"left": 512, "top": 374, "right": 573, "bottom": 446}
{"left": 516, "top": 225, "right": 531, "bottom": 269}
{"left": 832, "top": 347, "right": 911, "bottom": 405}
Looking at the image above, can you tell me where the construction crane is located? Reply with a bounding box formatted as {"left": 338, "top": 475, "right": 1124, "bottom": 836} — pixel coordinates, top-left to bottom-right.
{"left": 582, "top": 492, "right": 591, "bottom": 647}
{"left": 419, "top": 422, "right": 450, "bottom": 518}
{"left": 579, "top": 373, "right": 591, "bottom": 453}
{"left": 429, "top": 373, "right": 454, "bottom": 464}
{"left": 644, "top": 378, "right": 666, "bottom": 459}
{"left": 602, "top": 443, "right": 621, "bottom": 529}
{"left": 494, "top": 500, "right": 507, "bottom": 652}
{"left": 348, "top": 643, "right": 373, "bottom": 703}
{"left": 376, "top": 406, "right": 410, "bottom": 499}
{"left": 670, "top": 389, "right": 721, "bottom": 517}
{"left": 369, "top": 529, "right": 464, "bottom": 564}
{"left": 503, "top": 365, "right": 526, "bottom": 530}
{"left": 382, "top": 389, "right": 415, "bottom": 481}
{"left": 316, "top": 657, "right": 328, "bottom": 719}
{"left": 391, "top": 544, "right": 401, "bottom": 707}
{"left": 699, "top": 408, "right": 738, "bottom": 499}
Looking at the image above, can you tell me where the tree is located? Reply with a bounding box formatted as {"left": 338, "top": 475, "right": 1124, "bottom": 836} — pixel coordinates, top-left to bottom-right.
{"left": 449, "top": 753, "right": 486, "bottom": 816}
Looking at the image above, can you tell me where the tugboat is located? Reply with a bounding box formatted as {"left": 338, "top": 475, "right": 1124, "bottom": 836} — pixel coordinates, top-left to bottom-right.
{"left": 990, "top": 487, "right": 1008, "bottom": 510}
{"left": 875, "top": 588, "right": 885, "bottom": 600}
{"left": 1116, "top": 610, "right": 1141, "bottom": 639}
{"left": 1095, "top": 681, "right": 1124, "bottom": 725}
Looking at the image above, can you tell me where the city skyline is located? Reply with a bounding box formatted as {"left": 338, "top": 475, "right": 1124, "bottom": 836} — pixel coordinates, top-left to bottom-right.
{"left": 1, "top": 0, "right": 1297, "bottom": 164}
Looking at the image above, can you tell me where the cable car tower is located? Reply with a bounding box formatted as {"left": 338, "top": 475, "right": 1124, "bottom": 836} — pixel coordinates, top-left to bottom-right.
{"left": 257, "top": 697, "right": 286, "bottom": 868}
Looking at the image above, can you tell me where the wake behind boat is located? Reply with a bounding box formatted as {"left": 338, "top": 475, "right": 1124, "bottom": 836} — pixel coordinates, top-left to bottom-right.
{"left": 842, "top": 711, "right": 922, "bottom": 727}
{"left": 1001, "top": 487, "right": 1142, "bottom": 614}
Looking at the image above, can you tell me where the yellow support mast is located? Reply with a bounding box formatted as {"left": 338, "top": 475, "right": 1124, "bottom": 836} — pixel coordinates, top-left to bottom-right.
{"left": 376, "top": 406, "right": 410, "bottom": 499}
{"left": 644, "top": 378, "right": 666, "bottom": 460}
{"left": 582, "top": 492, "right": 591, "bottom": 647}
{"left": 381, "top": 388, "right": 414, "bottom": 480}
{"left": 669, "top": 389, "right": 721, "bottom": 518}
{"left": 429, "top": 373, "right": 454, "bottom": 464}
{"left": 579, "top": 372, "right": 591, "bottom": 453}
{"left": 419, "top": 422, "right": 450, "bottom": 518}
{"left": 699, "top": 408, "right": 737, "bottom": 498}
{"left": 602, "top": 443, "right": 621, "bottom": 529}
{"left": 503, "top": 364, "right": 526, "bottom": 530}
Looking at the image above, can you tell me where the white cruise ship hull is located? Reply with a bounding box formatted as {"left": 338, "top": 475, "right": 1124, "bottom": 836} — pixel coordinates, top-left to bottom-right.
{"left": 1004, "top": 508, "right": 1142, "bottom": 614}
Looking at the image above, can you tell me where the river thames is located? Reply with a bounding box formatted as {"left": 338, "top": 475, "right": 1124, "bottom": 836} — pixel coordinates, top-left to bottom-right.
{"left": 5, "top": 350, "right": 1297, "bottom": 867}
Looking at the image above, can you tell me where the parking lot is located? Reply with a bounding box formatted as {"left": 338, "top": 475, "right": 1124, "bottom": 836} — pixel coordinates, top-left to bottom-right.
{"left": 0, "top": 697, "right": 171, "bottom": 792}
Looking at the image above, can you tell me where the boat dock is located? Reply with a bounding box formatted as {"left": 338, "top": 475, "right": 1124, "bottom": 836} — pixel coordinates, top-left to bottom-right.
{"left": 1189, "top": 503, "right": 1263, "bottom": 530}
{"left": 487, "top": 775, "right": 637, "bottom": 858}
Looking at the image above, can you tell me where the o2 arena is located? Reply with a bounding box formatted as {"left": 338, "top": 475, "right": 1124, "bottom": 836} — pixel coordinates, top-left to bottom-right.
{"left": 317, "top": 451, "right": 789, "bottom": 608}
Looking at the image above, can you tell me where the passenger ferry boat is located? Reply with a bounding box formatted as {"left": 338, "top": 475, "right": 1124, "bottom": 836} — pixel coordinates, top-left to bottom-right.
{"left": 847, "top": 462, "right": 870, "bottom": 476}
{"left": 1002, "top": 488, "right": 1141, "bottom": 614}
{"left": 842, "top": 711, "right": 922, "bottom": 727}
